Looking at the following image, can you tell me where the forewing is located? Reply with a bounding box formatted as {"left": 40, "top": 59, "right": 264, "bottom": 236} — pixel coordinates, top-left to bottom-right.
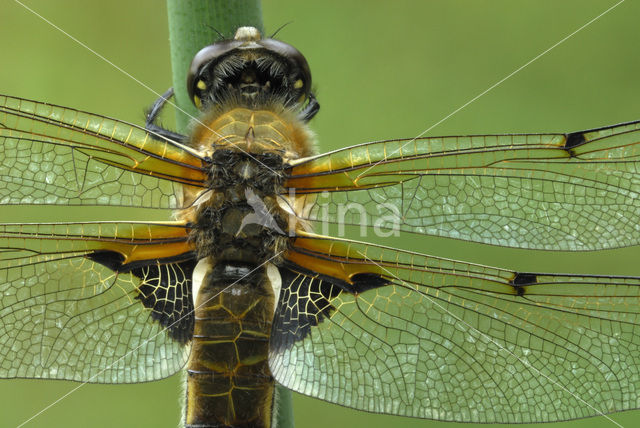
{"left": 0, "top": 94, "right": 206, "bottom": 208}
{"left": 270, "top": 234, "right": 640, "bottom": 423}
{"left": 0, "top": 221, "right": 195, "bottom": 383}
{"left": 286, "top": 121, "right": 640, "bottom": 251}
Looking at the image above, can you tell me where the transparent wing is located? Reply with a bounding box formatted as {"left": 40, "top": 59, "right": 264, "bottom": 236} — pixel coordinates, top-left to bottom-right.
{"left": 286, "top": 121, "right": 640, "bottom": 251}
{"left": 270, "top": 233, "right": 640, "bottom": 423}
{"left": 0, "top": 94, "right": 206, "bottom": 208}
{"left": 0, "top": 221, "right": 195, "bottom": 383}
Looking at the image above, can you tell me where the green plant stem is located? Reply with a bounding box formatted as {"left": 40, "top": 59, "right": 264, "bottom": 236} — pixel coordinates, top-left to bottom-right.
{"left": 165, "top": 1, "right": 294, "bottom": 427}
{"left": 166, "top": 0, "right": 263, "bottom": 131}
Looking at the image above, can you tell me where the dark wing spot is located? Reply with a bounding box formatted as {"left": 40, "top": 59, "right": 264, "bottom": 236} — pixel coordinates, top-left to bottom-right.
{"left": 271, "top": 263, "right": 391, "bottom": 352}
{"left": 511, "top": 272, "right": 538, "bottom": 296}
{"left": 86, "top": 250, "right": 197, "bottom": 344}
{"left": 564, "top": 131, "right": 585, "bottom": 155}
{"left": 131, "top": 259, "right": 197, "bottom": 344}
{"left": 86, "top": 250, "right": 126, "bottom": 271}
{"left": 270, "top": 264, "right": 341, "bottom": 353}
{"left": 349, "top": 272, "right": 390, "bottom": 293}
{"left": 512, "top": 272, "right": 537, "bottom": 285}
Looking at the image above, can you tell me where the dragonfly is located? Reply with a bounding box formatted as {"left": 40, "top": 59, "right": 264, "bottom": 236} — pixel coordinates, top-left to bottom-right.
{"left": 1, "top": 0, "right": 640, "bottom": 428}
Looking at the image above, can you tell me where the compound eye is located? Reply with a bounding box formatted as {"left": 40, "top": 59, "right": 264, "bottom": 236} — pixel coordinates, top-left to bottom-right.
{"left": 187, "top": 41, "right": 239, "bottom": 108}
{"left": 259, "top": 38, "right": 313, "bottom": 98}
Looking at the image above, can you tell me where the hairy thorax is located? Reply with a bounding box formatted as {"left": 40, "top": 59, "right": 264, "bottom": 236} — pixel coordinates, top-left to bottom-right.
{"left": 179, "top": 103, "right": 315, "bottom": 265}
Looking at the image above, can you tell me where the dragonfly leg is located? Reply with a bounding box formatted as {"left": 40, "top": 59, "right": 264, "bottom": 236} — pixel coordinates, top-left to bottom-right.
{"left": 299, "top": 91, "right": 320, "bottom": 122}
{"left": 145, "top": 87, "right": 188, "bottom": 143}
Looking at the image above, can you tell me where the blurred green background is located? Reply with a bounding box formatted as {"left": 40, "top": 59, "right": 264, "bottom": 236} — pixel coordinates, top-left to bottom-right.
{"left": 1, "top": 0, "right": 640, "bottom": 427}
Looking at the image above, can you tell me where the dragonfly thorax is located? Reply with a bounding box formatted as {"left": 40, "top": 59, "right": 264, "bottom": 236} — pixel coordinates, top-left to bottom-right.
{"left": 189, "top": 152, "right": 290, "bottom": 263}
{"left": 180, "top": 102, "right": 314, "bottom": 263}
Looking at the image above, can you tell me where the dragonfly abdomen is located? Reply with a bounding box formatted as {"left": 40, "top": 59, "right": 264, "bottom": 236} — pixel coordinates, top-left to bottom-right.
{"left": 186, "top": 261, "right": 275, "bottom": 428}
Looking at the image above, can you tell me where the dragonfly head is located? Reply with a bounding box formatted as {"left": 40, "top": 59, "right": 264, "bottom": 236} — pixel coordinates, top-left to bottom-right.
{"left": 187, "top": 26, "right": 313, "bottom": 114}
